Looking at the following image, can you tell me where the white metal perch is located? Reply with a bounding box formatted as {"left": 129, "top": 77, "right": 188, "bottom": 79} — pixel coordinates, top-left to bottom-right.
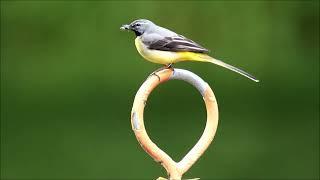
{"left": 130, "top": 68, "right": 219, "bottom": 180}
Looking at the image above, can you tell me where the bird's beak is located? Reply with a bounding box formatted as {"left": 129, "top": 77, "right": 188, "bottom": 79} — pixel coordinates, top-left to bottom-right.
{"left": 120, "top": 24, "right": 130, "bottom": 31}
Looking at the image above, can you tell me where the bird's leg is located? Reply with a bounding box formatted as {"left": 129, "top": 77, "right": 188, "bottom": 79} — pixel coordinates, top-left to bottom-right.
{"left": 166, "top": 63, "right": 173, "bottom": 69}
{"left": 166, "top": 63, "right": 175, "bottom": 72}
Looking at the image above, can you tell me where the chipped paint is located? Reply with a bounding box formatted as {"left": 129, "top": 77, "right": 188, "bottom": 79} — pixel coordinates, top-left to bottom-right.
{"left": 132, "top": 112, "right": 140, "bottom": 130}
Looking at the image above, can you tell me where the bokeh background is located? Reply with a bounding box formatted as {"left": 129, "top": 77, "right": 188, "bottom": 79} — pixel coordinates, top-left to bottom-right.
{"left": 1, "top": 1, "right": 319, "bottom": 180}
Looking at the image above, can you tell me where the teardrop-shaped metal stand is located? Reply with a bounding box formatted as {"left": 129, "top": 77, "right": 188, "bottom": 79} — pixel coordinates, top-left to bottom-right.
{"left": 131, "top": 68, "right": 219, "bottom": 180}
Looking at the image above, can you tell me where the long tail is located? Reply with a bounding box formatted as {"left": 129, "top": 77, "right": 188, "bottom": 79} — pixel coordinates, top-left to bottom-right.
{"left": 190, "top": 53, "right": 259, "bottom": 82}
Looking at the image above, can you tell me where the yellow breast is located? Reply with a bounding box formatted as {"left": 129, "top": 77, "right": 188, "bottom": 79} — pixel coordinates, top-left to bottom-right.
{"left": 134, "top": 37, "right": 180, "bottom": 65}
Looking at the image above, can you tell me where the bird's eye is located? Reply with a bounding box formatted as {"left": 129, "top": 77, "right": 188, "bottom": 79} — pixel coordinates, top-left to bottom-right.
{"left": 135, "top": 23, "right": 141, "bottom": 27}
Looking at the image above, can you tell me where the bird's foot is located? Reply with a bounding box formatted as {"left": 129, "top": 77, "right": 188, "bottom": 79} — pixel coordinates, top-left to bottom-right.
{"left": 148, "top": 64, "right": 174, "bottom": 81}
{"left": 149, "top": 71, "right": 161, "bottom": 81}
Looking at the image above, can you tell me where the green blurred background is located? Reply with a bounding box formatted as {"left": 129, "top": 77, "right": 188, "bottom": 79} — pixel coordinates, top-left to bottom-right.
{"left": 1, "top": 1, "right": 319, "bottom": 179}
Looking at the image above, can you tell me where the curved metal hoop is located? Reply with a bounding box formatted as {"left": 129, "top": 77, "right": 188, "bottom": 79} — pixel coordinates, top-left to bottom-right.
{"left": 131, "top": 68, "right": 219, "bottom": 180}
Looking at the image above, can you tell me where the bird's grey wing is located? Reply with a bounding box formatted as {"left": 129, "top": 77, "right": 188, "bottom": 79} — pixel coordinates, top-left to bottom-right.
{"left": 147, "top": 35, "right": 209, "bottom": 53}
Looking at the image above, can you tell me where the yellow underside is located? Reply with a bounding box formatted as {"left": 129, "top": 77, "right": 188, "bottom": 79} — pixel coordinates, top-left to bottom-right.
{"left": 135, "top": 37, "right": 212, "bottom": 65}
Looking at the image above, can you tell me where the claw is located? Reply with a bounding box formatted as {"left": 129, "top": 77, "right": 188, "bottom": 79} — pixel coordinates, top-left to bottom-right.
{"left": 149, "top": 72, "right": 161, "bottom": 81}
{"left": 148, "top": 64, "right": 175, "bottom": 82}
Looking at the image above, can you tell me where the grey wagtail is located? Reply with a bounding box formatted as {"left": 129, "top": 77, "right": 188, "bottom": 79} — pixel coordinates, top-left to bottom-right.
{"left": 120, "top": 19, "right": 259, "bottom": 82}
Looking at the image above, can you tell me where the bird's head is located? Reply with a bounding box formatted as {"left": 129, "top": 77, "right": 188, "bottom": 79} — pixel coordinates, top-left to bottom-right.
{"left": 120, "top": 19, "right": 155, "bottom": 36}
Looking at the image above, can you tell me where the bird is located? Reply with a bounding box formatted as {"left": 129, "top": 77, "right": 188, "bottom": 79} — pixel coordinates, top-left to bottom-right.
{"left": 120, "top": 19, "right": 259, "bottom": 82}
